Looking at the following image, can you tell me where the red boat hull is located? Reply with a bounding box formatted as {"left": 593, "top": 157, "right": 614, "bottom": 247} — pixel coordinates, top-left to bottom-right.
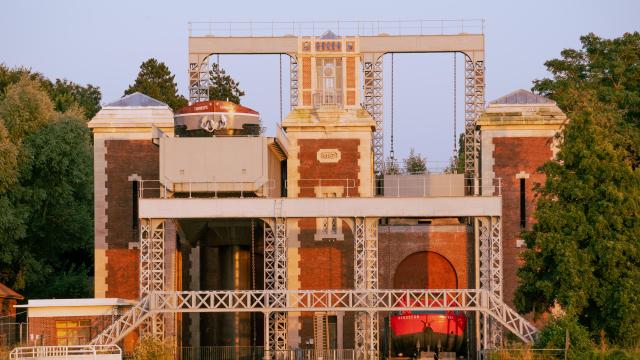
{"left": 388, "top": 311, "right": 466, "bottom": 355}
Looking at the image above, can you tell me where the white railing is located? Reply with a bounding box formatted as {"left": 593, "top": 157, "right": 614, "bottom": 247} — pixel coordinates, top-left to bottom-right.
{"left": 138, "top": 179, "right": 277, "bottom": 199}
{"left": 188, "top": 19, "right": 485, "bottom": 37}
{"left": 10, "top": 345, "right": 121, "bottom": 359}
{"left": 137, "top": 176, "right": 501, "bottom": 199}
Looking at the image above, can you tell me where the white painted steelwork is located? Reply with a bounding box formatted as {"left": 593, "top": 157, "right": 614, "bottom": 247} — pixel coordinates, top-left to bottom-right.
{"left": 138, "top": 197, "right": 502, "bottom": 219}
{"left": 89, "top": 289, "right": 536, "bottom": 347}
{"left": 10, "top": 345, "right": 121, "bottom": 360}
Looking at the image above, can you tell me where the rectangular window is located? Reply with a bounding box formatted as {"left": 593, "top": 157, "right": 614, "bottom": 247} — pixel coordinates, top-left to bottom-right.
{"left": 327, "top": 315, "right": 338, "bottom": 349}
{"left": 55, "top": 320, "right": 91, "bottom": 346}
{"left": 520, "top": 178, "right": 526, "bottom": 228}
{"left": 132, "top": 180, "right": 139, "bottom": 231}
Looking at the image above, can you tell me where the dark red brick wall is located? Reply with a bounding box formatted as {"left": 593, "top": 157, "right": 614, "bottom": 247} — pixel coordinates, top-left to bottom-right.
{"left": 105, "top": 140, "right": 159, "bottom": 248}
{"left": 492, "top": 136, "right": 553, "bottom": 306}
{"left": 378, "top": 224, "right": 472, "bottom": 290}
{"left": 104, "top": 140, "right": 159, "bottom": 300}
{"left": 105, "top": 249, "right": 139, "bottom": 300}
{"left": 297, "top": 139, "right": 361, "bottom": 197}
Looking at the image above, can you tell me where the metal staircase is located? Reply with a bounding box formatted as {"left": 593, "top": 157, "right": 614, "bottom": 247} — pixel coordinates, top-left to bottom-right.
{"left": 89, "top": 296, "right": 151, "bottom": 346}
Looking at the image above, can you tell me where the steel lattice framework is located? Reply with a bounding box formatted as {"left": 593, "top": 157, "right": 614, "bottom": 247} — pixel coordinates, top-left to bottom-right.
{"left": 188, "top": 56, "right": 211, "bottom": 103}
{"left": 477, "top": 216, "right": 503, "bottom": 348}
{"left": 90, "top": 289, "right": 536, "bottom": 347}
{"left": 354, "top": 218, "right": 379, "bottom": 359}
{"left": 464, "top": 56, "right": 485, "bottom": 185}
{"left": 362, "top": 55, "right": 384, "bottom": 175}
{"left": 139, "top": 219, "right": 165, "bottom": 339}
{"left": 289, "top": 56, "right": 298, "bottom": 109}
{"left": 264, "top": 219, "right": 288, "bottom": 357}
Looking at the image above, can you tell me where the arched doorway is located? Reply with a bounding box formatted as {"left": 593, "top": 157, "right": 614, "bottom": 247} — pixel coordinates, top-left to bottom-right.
{"left": 394, "top": 251, "right": 458, "bottom": 289}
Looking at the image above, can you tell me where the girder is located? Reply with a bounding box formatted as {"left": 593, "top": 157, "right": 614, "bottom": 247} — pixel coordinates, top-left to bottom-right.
{"left": 362, "top": 54, "right": 384, "bottom": 175}
{"left": 138, "top": 219, "right": 165, "bottom": 339}
{"left": 464, "top": 56, "right": 485, "bottom": 186}
{"left": 90, "top": 289, "right": 536, "bottom": 347}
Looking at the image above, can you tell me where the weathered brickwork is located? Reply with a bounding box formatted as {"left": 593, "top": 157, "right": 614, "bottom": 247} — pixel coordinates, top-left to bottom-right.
{"left": 378, "top": 223, "right": 472, "bottom": 290}
{"left": 105, "top": 249, "right": 139, "bottom": 300}
{"left": 297, "top": 139, "right": 361, "bottom": 197}
{"left": 492, "top": 136, "right": 553, "bottom": 306}
{"left": 103, "top": 140, "right": 159, "bottom": 300}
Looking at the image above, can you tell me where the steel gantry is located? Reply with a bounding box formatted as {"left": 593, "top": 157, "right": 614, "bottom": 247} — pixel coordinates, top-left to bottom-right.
{"left": 138, "top": 219, "right": 165, "bottom": 339}
{"left": 362, "top": 54, "right": 385, "bottom": 175}
{"left": 476, "top": 217, "right": 504, "bottom": 349}
{"left": 354, "top": 218, "right": 379, "bottom": 359}
{"left": 464, "top": 55, "right": 485, "bottom": 186}
{"left": 263, "top": 218, "right": 288, "bottom": 356}
{"left": 90, "top": 289, "right": 537, "bottom": 347}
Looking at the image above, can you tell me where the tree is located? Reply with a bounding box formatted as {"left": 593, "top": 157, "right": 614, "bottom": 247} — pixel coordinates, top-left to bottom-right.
{"left": 0, "top": 64, "right": 102, "bottom": 120}
{"left": 403, "top": 148, "right": 428, "bottom": 174}
{"left": 16, "top": 116, "right": 94, "bottom": 298}
{"left": 125, "top": 58, "right": 188, "bottom": 111}
{"left": 516, "top": 32, "right": 640, "bottom": 346}
{"left": 208, "top": 62, "right": 245, "bottom": 104}
{"left": 0, "top": 77, "right": 93, "bottom": 298}
{"left": 444, "top": 133, "right": 465, "bottom": 174}
{"left": 0, "top": 76, "right": 55, "bottom": 143}
{"left": 44, "top": 79, "right": 102, "bottom": 119}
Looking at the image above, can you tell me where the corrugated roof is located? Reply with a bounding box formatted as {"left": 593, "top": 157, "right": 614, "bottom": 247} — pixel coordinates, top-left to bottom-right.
{"left": 0, "top": 282, "right": 24, "bottom": 300}
{"left": 490, "top": 89, "right": 555, "bottom": 105}
{"left": 105, "top": 92, "right": 169, "bottom": 108}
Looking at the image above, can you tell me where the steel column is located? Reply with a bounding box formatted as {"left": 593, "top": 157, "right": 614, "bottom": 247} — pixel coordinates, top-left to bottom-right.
{"left": 290, "top": 56, "right": 299, "bottom": 109}
{"left": 477, "top": 216, "right": 503, "bottom": 350}
{"left": 139, "top": 219, "right": 165, "bottom": 339}
{"left": 354, "top": 218, "right": 379, "bottom": 359}
{"left": 464, "top": 55, "right": 485, "bottom": 189}
{"left": 264, "top": 219, "right": 288, "bottom": 357}
{"left": 363, "top": 53, "right": 384, "bottom": 175}
{"left": 188, "top": 56, "right": 211, "bottom": 104}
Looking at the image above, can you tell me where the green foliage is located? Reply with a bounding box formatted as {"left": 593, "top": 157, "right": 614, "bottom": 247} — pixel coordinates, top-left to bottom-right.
{"left": 445, "top": 133, "right": 465, "bottom": 174}
{"left": 0, "top": 64, "right": 102, "bottom": 121}
{"left": 0, "top": 76, "right": 93, "bottom": 299}
{"left": 516, "top": 32, "right": 640, "bottom": 347}
{"left": 208, "top": 62, "right": 245, "bottom": 104}
{"left": 536, "top": 314, "right": 593, "bottom": 359}
{"left": 125, "top": 58, "right": 188, "bottom": 111}
{"left": 403, "top": 147, "right": 428, "bottom": 174}
{"left": 0, "top": 76, "right": 55, "bottom": 143}
{"left": 132, "top": 335, "right": 174, "bottom": 360}
{"left": 43, "top": 79, "right": 102, "bottom": 119}
{"left": 0, "top": 124, "right": 18, "bottom": 193}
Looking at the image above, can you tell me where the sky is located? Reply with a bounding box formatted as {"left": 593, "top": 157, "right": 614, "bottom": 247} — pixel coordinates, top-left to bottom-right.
{"left": 1, "top": 0, "right": 638, "bottom": 169}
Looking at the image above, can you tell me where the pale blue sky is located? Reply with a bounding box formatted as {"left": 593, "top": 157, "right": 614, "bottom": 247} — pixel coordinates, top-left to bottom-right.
{"left": 1, "top": 0, "right": 638, "bottom": 168}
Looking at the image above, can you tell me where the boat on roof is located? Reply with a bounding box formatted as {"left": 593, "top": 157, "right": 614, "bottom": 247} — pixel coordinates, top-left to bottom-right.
{"left": 174, "top": 100, "right": 261, "bottom": 136}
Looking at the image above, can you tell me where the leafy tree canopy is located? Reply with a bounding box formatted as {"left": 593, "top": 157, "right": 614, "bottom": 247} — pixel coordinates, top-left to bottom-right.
{"left": 516, "top": 32, "right": 640, "bottom": 346}
{"left": 125, "top": 58, "right": 187, "bottom": 111}
{"left": 0, "top": 77, "right": 93, "bottom": 298}
{"left": 208, "top": 62, "right": 245, "bottom": 104}
{"left": 0, "top": 64, "right": 102, "bottom": 120}
{"left": 0, "top": 77, "right": 55, "bottom": 143}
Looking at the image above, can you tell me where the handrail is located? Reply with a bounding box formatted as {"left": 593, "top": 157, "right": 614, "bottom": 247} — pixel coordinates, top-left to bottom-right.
{"left": 10, "top": 345, "right": 121, "bottom": 359}
{"left": 188, "top": 19, "right": 485, "bottom": 37}
{"left": 136, "top": 176, "right": 502, "bottom": 199}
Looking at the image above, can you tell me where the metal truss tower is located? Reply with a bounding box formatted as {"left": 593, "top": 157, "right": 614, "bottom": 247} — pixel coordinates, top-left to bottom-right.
{"left": 363, "top": 54, "right": 384, "bottom": 175}
{"left": 264, "top": 218, "right": 288, "bottom": 357}
{"left": 139, "top": 219, "right": 165, "bottom": 339}
{"left": 464, "top": 56, "right": 485, "bottom": 185}
{"left": 354, "top": 218, "right": 379, "bottom": 359}
{"left": 477, "top": 216, "right": 504, "bottom": 349}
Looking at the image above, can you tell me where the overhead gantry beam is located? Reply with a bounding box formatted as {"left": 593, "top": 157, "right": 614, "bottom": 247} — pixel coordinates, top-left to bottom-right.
{"left": 90, "top": 289, "right": 537, "bottom": 346}
{"left": 139, "top": 196, "right": 501, "bottom": 219}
